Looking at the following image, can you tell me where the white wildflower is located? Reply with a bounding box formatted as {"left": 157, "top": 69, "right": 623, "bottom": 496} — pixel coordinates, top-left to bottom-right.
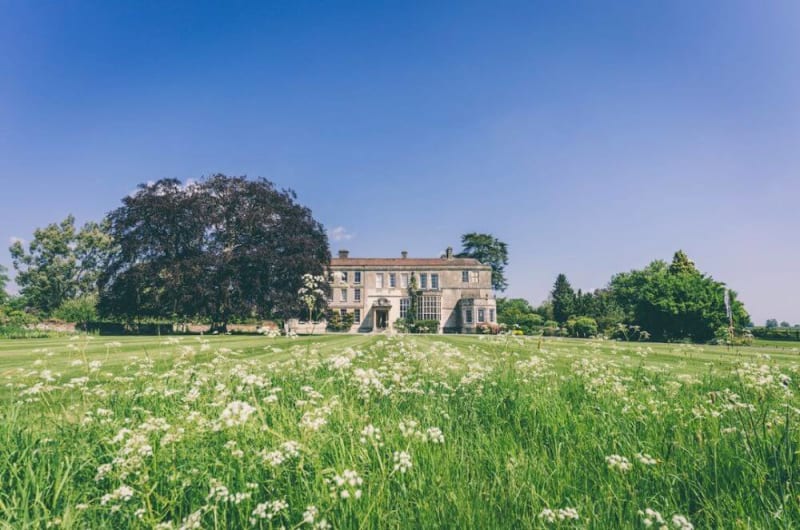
{"left": 219, "top": 400, "right": 256, "bottom": 428}
{"left": 393, "top": 450, "right": 412, "bottom": 474}
{"left": 605, "top": 454, "right": 632, "bottom": 472}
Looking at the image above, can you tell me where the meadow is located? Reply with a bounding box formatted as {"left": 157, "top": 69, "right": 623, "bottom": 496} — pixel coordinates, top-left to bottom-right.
{"left": 1, "top": 334, "right": 798, "bottom": 529}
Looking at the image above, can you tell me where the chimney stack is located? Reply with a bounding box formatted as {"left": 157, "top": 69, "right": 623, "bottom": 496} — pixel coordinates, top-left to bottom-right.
{"left": 401, "top": 250, "right": 408, "bottom": 259}
{"left": 446, "top": 246, "right": 453, "bottom": 260}
{"left": 338, "top": 250, "right": 349, "bottom": 259}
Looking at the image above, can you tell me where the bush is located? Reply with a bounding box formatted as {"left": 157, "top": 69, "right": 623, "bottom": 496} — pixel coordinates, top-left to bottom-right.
{"left": 0, "top": 307, "right": 46, "bottom": 338}
{"left": 53, "top": 295, "right": 98, "bottom": 327}
{"left": 543, "top": 320, "right": 560, "bottom": 336}
{"left": 567, "top": 316, "right": 598, "bottom": 338}
{"left": 750, "top": 327, "right": 800, "bottom": 342}
{"left": 410, "top": 320, "right": 439, "bottom": 334}
{"left": 326, "top": 311, "right": 354, "bottom": 332}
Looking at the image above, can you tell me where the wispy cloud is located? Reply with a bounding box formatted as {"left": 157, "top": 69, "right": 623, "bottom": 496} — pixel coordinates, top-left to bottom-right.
{"left": 329, "top": 226, "right": 354, "bottom": 242}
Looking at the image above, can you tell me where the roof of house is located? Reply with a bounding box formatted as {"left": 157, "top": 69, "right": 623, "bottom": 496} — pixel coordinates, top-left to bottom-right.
{"left": 331, "top": 257, "right": 487, "bottom": 268}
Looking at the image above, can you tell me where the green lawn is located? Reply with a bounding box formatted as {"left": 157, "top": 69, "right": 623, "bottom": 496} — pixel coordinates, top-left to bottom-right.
{"left": 1, "top": 333, "right": 798, "bottom": 528}
{"left": 2, "top": 332, "right": 798, "bottom": 374}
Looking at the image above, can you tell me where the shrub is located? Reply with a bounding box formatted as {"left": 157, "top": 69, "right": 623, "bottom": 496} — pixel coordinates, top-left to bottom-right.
{"left": 53, "top": 295, "right": 98, "bottom": 328}
{"left": 410, "top": 320, "right": 439, "bottom": 334}
{"left": 567, "top": 316, "right": 598, "bottom": 338}
{"left": 326, "top": 311, "right": 354, "bottom": 332}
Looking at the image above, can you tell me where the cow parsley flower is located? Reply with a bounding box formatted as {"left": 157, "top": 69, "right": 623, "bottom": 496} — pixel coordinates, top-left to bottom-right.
{"left": 605, "top": 454, "right": 632, "bottom": 472}
{"left": 393, "top": 451, "right": 412, "bottom": 474}
{"left": 639, "top": 508, "right": 666, "bottom": 528}
{"left": 425, "top": 427, "right": 445, "bottom": 444}
{"left": 538, "top": 507, "right": 579, "bottom": 523}
{"left": 327, "top": 469, "right": 363, "bottom": 500}
{"left": 218, "top": 400, "right": 256, "bottom": 428}
{"left": 359, "top": 424, "right": 381, "bottom": 444}
{"left": 671, "top": 514, "right": 694, "bottom": 529}
{"left": 636, "top": 453, "right": 658, "bottom": 466}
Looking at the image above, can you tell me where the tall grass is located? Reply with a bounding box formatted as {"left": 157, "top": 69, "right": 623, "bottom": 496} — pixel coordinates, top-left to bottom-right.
{"left": 0, "top": 335, "right": 797, "bottom": 528}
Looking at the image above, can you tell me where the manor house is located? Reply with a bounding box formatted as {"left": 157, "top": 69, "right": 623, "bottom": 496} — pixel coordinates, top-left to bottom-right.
{"left": 329, "top": 248, "right": 496, "bottom": 333}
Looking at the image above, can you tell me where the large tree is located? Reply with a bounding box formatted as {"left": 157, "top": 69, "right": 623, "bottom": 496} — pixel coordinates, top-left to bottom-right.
{"left": 457, "top": 233, "right": 509, "bottom": 291}
{"left": 0, "top": 264, "right": 9, "bottom": 305}
{"left": 550, "top": 273, "right": 576, "bottom": 324}
{"left": 8, "top": 216, "right": 111, "bottom": 315}
{"left": 98, "top": 175, "right": 330, "bottom": 329}
{"left": 610, "top": 251, "right": 750, "bottom": 342}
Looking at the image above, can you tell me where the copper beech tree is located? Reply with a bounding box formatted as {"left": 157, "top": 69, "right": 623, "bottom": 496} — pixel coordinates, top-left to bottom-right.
{"left": 98, "top": 175, "right": 330, "bottom": 330}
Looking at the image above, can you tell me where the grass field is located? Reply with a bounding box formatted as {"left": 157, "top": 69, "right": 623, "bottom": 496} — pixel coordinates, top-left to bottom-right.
{"left": 1, "top": 333, "right": 798, "bottom": 528}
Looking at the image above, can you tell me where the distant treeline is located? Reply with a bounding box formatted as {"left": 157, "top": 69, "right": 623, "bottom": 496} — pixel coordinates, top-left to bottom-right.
{"left": 498, "top": 250, "right": 752, "bottom": 344}
{"left": 750, "top": 327, "right": 800, "bottom": 342}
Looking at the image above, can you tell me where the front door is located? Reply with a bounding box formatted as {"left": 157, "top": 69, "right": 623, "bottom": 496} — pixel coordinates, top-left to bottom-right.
{"left": 376, "top": 310, "right": 388, "bottom": 330}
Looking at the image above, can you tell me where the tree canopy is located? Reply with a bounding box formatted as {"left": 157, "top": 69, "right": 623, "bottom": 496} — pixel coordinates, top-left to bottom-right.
{"left": 8, "top": 216, "right": 110, "bottom": 315}
{"left": 457, "top": 233, "right": 509, "bottom": 291}
{"left": 550, "top": 273, "right": 575, "bottom": 324}
{"left": 609, "top": 251, "right": 750, "bottom": 342}
{"left": 98, "top": 175, "right": 330, "bottom": 328}
{"left": 0, "top": 264, "right": 9, "bottom": 305}
{"left": 498, "top": 250, "right": 751, "bottom": 343}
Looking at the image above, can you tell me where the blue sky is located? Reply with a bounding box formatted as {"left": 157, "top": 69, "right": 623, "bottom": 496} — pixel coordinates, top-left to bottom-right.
{"left": 1, "top": 1, "right": 799, "bottom": 325}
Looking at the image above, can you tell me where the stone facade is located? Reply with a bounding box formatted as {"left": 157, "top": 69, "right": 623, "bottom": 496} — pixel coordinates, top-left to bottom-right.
{"left": 328, "top": 248, "right": 497, "bottom": 333}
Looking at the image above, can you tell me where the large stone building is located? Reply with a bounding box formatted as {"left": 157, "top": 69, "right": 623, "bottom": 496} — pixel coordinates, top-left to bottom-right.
{"left": 328, "top": 248, "right": 497, "bottom": 333}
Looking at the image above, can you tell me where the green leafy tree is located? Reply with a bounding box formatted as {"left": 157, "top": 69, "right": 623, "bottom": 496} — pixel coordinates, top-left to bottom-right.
{"left": 496, "top": 297, "right": 543, "bottom": 334}
{"left": 668, "top": 250, "right": 697, "bottom": 275}
{"left": 765, "top": 319, "right": 779, "bottom": 328}
{"left": 8, "top": 216, "right": 111, "bottom": 315}
{"left": 533, "top": 300, "right": 555, "bottom": 322}
{"left": 53, "top": 295, "right": 98, "bottom": 328}
{"left": 74, "top": 219, "right": 114, "bottom": 295}
{"left": 550, "top": 273, "right": 576, "bottom": 324}
{"left": 457, "top": 233, "right": 509, "bottom": 291}
{"left": 0, "top": 264, "right": 9, "bottom": 305}
{"left": 610, "top": 252, "right": 750, "bottom": 342}
{"left": 10, "top": 216, "right": 79, "bottom": 315}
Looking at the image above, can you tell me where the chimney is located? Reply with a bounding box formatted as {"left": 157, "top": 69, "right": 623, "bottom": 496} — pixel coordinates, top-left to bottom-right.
{"left": 401, "top": 250, "right": 408, "bottom": 259}
{"left": 338, "top": 250, "right": 349, "bottom": 259}
{"left": 446, "top": 246, "right": 453, "bottom": 260}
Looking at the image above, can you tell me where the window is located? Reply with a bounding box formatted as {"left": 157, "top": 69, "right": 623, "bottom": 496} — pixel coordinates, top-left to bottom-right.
{"left": 389, "top": 273, "right": 397, "bottom": 288}
{"left": 354, "top": 271, "right": 361, "bottom": 284}
{"left": 478, "top": 309, "right": 485, "bottom": 323}
{"left": 354, "top": 309, "right": 361, "bottom": 323}
{"left": 340, "top": 309, "right": 347, "bottom": 318}
{"left": 354, "top": 288, "right": 361, "bottom": 302}
{"left": 470, "top": 271, "right": 479, "bottom": 284}
{"left": 399, "top": 298, "right": 410, "bottom": 319}
{"left": 419, "top": 295, "right": 441, "bottom": 321}
{"left": 340, "top": 288, "right": 347, "bottom": 302}
{"left": 420, "top": 273, "right": 428, "bottom": 289}
{"left": 465, "top": 309, "right": 473, "bottom": 324}
{"left": 400, "top": 273, "right": 409, "bottom": 288}
{"left": 341, "top": 271, "right": 348, "bottom": 283}
{"left": 431, "top": 273, "right": 439, "bottom": 289}
{"left": 376, "top": 273, "right": 384, "bottom": 288}
{"left": 462, "top": 270, "right": 469, "bottom": 283}
{"left": 489, "top": 309, "right": 495, "bottom": 322}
